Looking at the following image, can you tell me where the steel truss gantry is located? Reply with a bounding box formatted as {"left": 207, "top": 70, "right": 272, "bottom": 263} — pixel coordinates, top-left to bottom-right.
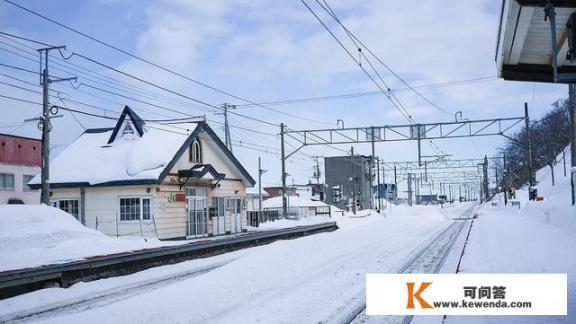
{"left": 279, "top": 112, "right": 527, "bottom": 217}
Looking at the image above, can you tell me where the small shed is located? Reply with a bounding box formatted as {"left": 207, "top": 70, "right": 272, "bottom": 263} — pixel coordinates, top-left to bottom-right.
{"left": 262, "top": 196, "right": 331, "bottom": 219}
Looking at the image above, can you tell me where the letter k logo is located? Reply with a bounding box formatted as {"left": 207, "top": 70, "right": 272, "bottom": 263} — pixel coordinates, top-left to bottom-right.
{"left": 406, "top": 282, "right": 433, "bottom": 309}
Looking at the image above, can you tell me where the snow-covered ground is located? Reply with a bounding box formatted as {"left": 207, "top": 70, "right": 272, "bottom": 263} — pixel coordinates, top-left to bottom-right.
{"left": 0, "top": 203, "right": 473, "bottom": 323}
{"left": 444, "top": 147, "right": 575, "bottom": 324}
{"left": 0, "top": 205, "right": 184, "bottom": 272}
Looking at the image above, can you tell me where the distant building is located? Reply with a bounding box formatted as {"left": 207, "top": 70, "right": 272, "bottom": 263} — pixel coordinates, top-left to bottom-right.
{"left": 245, "top": 187, "right": 270, "bottom": 211}
{"left": 324, "top": 155, "right": 373, "bottom": 211}
{"left": 263, "top": 186, "right": 297, "bottom": 198}
{"left": 292, "top": 183, "right": 325, "bottom": 201}
{"left": 262, "top": 195, "right": 331, "bottom": 219}
{"left": 0, "top": 134, "right": 41, "bottom": 204}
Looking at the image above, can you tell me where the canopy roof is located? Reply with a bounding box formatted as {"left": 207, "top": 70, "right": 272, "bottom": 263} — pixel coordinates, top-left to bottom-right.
{"left": 496, "top": 0, "right": 576, "bottom": 82}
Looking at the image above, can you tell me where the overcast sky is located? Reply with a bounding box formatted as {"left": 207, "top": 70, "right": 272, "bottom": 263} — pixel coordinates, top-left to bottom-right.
{"left": 0, "top": 0, "right": 569, "bottom": 188}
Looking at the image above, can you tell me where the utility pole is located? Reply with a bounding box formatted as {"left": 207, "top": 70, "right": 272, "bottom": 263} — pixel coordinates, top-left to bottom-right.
{"left": 258, "top": 157, "right": 266, "bottom": 216}
{"left": 525, "top": 102, "right": 535, "bottom": 200}
{"left": 407, "top": 173, "right": 413, "bottom": 206}
{"left": 495, "top": 165, "right": 499, "bottom": 197}
{"left": 376, "top": 156, "right": 381, "bottom": 210}
{"left": 34, "top": 46, "right": 75, "bottom": 205}
{"left": 280, "top": 123, "right": 287, "bottom": 219}
{"left": 503, "top": 154, "right": 508, "bottom": 205}
{"left": 483, "top": 155, "right": 489, "bottom": 202}
{"left": 350, "top": 146, "right": 356, "bottom": 215}
{"left": 220, "top": 103, "right": 236, "bottom": 153}
{"left": 569, "top": 84, "right": 576, "bottom": 205}
{"left": 312, "top": 155, "right": 321, "bottom": 184}
{"left": 370, "top": 126, "right": 376, "bottom": 209}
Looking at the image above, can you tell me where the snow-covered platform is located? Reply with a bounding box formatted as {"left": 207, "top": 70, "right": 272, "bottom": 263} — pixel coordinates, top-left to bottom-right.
{"left": 0, "top": 205, "right": 337, "bottom": 299}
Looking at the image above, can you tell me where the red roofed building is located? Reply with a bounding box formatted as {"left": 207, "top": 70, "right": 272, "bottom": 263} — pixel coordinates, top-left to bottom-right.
{"left": 0, "top": 133, "right": 41, "bottom": 204}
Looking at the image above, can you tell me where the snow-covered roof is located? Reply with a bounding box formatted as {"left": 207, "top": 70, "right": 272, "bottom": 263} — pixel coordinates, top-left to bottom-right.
{"left": 262, "top": 196, "right": 328, "bottom": 209}
{"left": 29, "top": 106, "right": 255, "bottom": 187}
{"left": 246, "top": 186, "right": 270, "bottom": 196}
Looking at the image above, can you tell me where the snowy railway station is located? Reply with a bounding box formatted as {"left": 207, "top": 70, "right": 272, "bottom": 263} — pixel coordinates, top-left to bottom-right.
{"left": 0, "top": 0, "right": 575, "bottom": 323}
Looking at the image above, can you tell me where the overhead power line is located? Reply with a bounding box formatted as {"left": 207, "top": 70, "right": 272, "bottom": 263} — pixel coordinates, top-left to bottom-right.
{"left": 0, "top": 3, "right": 333, "bottom": 126}
{"left": 315, "top": 0, "right": 453, "bottom": 116}
{"left": 297, "top": 0, "right": 413, "bottom": 122}
{"left": 235, "top": 76, "right": 497, "bottom": 108}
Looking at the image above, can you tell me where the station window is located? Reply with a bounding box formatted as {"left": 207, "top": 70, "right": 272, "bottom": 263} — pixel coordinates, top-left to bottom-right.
{"left": 119, "top": 197, "right": 153, "bottom": 221}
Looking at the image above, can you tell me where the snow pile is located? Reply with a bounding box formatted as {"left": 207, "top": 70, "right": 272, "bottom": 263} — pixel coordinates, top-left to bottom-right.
{"left": 0, "top": 205, "right": 180, "bottom": 272}
{"left": 262, "top": 195, "right": 328, "bottom": 208}
{"left": 247, "top": 216, "right": 332, "bottom": 231}
{"left": 343, "top": 209, "right": 380, "bottom": 218}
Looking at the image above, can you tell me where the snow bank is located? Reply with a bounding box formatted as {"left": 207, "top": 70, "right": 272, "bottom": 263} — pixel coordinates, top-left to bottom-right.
{"left": 0, "top": 205, "right": 181, "bottom": 272}
{"left": 246, "top": 216, "right": 332, "bottom": 231}
{"left": 448, "top": 150, "right": 576, "bottom": 323}
{"left": 517, "top": 146, "right": 576, "bottom": 231}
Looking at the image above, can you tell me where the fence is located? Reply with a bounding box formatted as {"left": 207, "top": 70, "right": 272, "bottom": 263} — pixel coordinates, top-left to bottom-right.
{"left": 248, "top": 210, "right": 280, "bottom": 227}
{"left": 314, "top": 205, "right": 331, "bottom": 217}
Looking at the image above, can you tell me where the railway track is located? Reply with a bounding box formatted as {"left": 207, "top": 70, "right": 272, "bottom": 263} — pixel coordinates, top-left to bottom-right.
{"left": 0, "top": 260, "right": 233, "bottom": 323}
{"left": 341, "top": 205, "right": 477, "bottom": 324}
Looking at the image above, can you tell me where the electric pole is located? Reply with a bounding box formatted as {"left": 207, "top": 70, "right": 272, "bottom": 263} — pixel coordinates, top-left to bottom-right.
{"left": 350, "top": 146, "right": 356, "bottom": 215}
{"left": 569, "top": 84, "right": 576, "bottom": 205}
{"left": 220, "top": 103, "right": 236, "bottom": 153}
{"left": 503, "top": 154, "right": 508, "bottom": 205}
{"left": 483, "top": 155, "right": 489, "bottom": 202}
{"left": 280, "top": 123, "right": 287, "bottom": 219}
{"left": 258, "top": 157, "right": 266, "bottom": 216}
{"left": 376, "top": 156, "right": 381, "bottom": 210}
{"left": 312, "top": 155, "right": 321, "bottom": 184}
{"left": 525, "top": 103, "right": 535, "bottom": 200}
{"left": 407, "top": 172, "right": 413, "bottom": 206}
{"left": 34, "top": 46, "right": 76, "bottom": 205}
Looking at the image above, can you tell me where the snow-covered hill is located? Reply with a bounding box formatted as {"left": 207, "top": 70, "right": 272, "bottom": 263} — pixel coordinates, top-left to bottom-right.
{"left": 517, "top": 146, "right": 575, "bottom": 231}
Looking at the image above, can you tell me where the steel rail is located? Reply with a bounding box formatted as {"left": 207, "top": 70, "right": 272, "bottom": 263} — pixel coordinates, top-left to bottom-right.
{"left": 341, "top": 205, "right": 476, "bottom": 324}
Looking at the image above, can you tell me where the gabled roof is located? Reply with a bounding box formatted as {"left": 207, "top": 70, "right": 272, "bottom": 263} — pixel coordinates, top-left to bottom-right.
{"left": 107, "top": 106, "right": 146, "bottom": 144}
{"left": 178, "top": 164, "right": 226, "bottom": 181}
{"left": 29, "top": 109, "right": 255, "bottom": 189}
{"left": 159, "top": 122, "right": 256, "bottom": 187}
